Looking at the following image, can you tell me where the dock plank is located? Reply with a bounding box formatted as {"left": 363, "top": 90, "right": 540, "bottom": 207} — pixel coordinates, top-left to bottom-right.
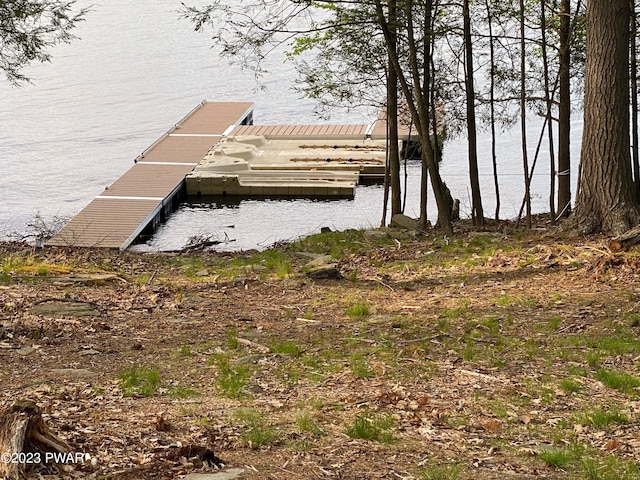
{"left": 175, "top": 102, "right": 254, "bottom": 134}
{"left": 230, "top": 124, "right": 370, "bottom": 138}
{"left": 47, "top": 199, "right": 161, "bottom": 249}
{"left": 139, "top": 135, "right": 219, "bottom": 163}
{"left": 101, "top": 164, "right": 195, "bottom": 198}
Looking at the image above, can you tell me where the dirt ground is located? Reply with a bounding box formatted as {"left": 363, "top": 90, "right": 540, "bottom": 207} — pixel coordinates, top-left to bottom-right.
{"left": 2, "top": 222, "right": 640, "bottom": 479}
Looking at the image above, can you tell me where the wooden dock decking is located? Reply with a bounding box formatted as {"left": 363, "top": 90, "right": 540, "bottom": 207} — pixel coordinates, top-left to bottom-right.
{"left": 47, "top": 101, "right": 253, "bottom": 250}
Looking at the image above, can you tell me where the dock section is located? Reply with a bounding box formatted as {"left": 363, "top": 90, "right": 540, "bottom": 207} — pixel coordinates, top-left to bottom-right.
{"left": 47, "top": 101, "right": 253, "bottom": 250}
{"left": 184, "top": 133, "right": 390, "bottom": 197}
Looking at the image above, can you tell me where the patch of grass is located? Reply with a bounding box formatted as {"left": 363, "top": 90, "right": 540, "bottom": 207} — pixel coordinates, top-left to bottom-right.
{"left": 168, "top": 386, "right": 200, "bottom": 398}
{"left": 581, "top": 456, "right": 640, "bottom": 480}
{"left": 210, "top": 355, "right": 252, "bottom": 399}
{"left": 118, "top": 366, "right": 160, "bottom": 397}
{"left": 538, "top": 446, "right": 575, "bottom": 469}
{"left": 576, "top": 407, "right": 629, "bottom": 429}
{"left": 269, "top": 339, "right": 302, "bottom": 356}
{"left": 349, "top": 355, "right": 375, "bottom": 379}
{"left": 346, "top": 412, "right": 394, "bottom": 443}
{"left": 595, "top": 369, "right": 640, "bottom": 395}
{"left": 226, "top": 328, "right": 239, "bottom": 349}
{"left": 178, "top": 344, "right": 192, "bottom": 356}
{"left": 296, "top": 413, "right": 323, "bottom": 436}
{"left": 346, "top": 301, "right": 370, "bottom": 319}
{"left": 592, "top": 333, "right": 640, "bottom": 356}
{"left": 234, "top": 408, "right": 280, "bottom": 448}
{"left": 419, "top": 462, "right": 463, "bottom": 480}
{"left": 560, "top": 377, "right": 583, "bottom": 395}
{"left": 586, "top": 351, "right": 601, "bottom": 369}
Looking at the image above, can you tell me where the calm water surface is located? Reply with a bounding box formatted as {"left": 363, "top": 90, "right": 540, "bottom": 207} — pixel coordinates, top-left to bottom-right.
{"left": 0, "top": 1, "right": 583, "bottom": 250}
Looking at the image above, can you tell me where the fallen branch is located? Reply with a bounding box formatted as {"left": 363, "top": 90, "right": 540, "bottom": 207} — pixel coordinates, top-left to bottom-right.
{"left": 609, "top": 225, "right": 640, "bottom": 252}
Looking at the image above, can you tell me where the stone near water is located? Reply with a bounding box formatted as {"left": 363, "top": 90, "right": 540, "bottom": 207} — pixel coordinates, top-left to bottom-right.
{"left": 390, "top": 214, "right": 421, "bottom": 231}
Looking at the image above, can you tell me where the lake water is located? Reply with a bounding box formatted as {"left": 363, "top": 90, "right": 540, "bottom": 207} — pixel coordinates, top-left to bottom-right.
{"left": 0, "top": 0, "right": 583, "bottom": 251}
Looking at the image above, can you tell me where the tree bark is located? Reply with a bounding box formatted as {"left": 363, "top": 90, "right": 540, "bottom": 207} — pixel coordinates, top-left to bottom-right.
{"left": 463, "top": 0, "right": 484, "bottom": 226}
{"left": 557, "top": 0, "right": 572, "bottom": 218}
{"left": 519, "top": 0, "right": 532, "bottom": 229}
{"left": 485, "top": 0, "right": 500, "bottom": 221}
{"left": 387, "top": 0, "right": 402, "bottom": 218}
{"left": 571, "top": 0, "right": 640, "bottom": 234}
{"left": 630, "top": 0, "right": 640, "bottom": 201}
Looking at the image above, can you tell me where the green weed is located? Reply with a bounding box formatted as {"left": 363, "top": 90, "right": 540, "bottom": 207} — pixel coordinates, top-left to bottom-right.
{"left": 210, "top": 355, "right": 252, "bottom": 399}
{"left": 595, "top": 369, "right": 640, "bottom": 395}
{"left": 346, "top": 302, "right": 370, "bottom": 319}
{"left": 576, "top": 407, "right": 629, "bottom": 429}
{"left": 168, "top": 386, "right": 200, "bottom": 398}
{"left": 234, "top": 409, "right": 280, "bottom": 448}
{"left": 560, "top": 377, "right": 583, "bottom": 394}
{"left": 537, "top": 446, "right": 575, "bottom": 469}
{"left": 119, "top": 366, "right": 160, "bottom": 397}
{"left": 269, "top": 339, "right": 302, "bottom": 356}
{"left": 296, "top": 413, "right": 323, "bottom": 435}
{"left": 581, "top": 456, "right": 640, "bottom": 480}
{"left": 419, "top": 462, "right": 463, "bottom": 480}
{"left": 346, "top": 412, "right": 394, "bottom": 443}
{"left": 178, "top": 344, "right": 192, "bottom": 356}
{"left": 349, "top": 355, "right": 375, "bottom": 379}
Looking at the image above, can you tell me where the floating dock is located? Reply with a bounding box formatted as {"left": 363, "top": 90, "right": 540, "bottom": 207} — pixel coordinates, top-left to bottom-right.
{"left": 184, "top": 134, "right": 390, "bottom": 197}
{"left": 47, "top": 102, "right": 253, "bottom": 250}
{"left": 47, "top": 101, "right": 403, "bottom": 250}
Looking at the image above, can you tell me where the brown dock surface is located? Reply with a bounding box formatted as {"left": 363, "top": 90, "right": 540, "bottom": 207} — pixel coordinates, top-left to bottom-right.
{"left": 47, "top": 101, "right": 254, "bottom": 250}
{"left": 230, "top": 124, "right": 370, "bottom": 138}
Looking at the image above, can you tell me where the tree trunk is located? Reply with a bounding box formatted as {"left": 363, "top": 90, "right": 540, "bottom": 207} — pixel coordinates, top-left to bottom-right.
{"left": 630, "top": 0, "right": 640, "bottom": 201}
{"left": 463, "top": 0, "right": 484, "bottom": 226}
{"left": 485, "top": 0, "right": 500, "bottom": 221}
{"left": 387, "top": 0, "right": 402, "bottom": 218}
{"left": 557, "top": 0, "right": 572, "bottom": 218}
{"left": 541, "top": 0, "right": 557, "bottom": 223}
{"left": 519, "top": 0, "right": 532, "bottom": 229}
{"left": 571, "top": 0, "right": 640, "bottom": 234}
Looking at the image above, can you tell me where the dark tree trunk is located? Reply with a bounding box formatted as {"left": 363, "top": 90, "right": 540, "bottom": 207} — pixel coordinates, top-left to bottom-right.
{"left": 463, "top": 0, "right": 484, "bottom": 226}
{"left": 485, "top": 0, "right": 500, "bottom": 221}
{"left": 519, "top": 0, "right": 532, "bottom": 229}
{"left": 557, "top": 0, "right": 572, "bottom": 218}
{"left": 571, "top": 0, "right": 640, "bottom": 234}
{"left": 541, "top": 0, "right": 556, "bottom": 223}
{"left": 387, "top": 0, "right": 402, "bottom": 218}
{"left": 630, "top": 0, "right": 640, "bottom": 201}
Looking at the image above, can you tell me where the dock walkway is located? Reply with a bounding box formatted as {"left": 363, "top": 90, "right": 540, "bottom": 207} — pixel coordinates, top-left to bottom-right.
{"left": 47, "top": 102, "right": 253, "bottom": 250}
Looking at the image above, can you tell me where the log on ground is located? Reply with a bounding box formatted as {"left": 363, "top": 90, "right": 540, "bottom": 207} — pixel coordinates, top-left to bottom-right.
{"left": 0, "top": 400, "right": 70, "bottom": 480}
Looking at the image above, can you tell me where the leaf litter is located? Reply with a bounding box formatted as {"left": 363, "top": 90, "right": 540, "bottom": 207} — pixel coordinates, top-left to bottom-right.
{"left": 1, "top": 222, "right": 640, "bottom": 479}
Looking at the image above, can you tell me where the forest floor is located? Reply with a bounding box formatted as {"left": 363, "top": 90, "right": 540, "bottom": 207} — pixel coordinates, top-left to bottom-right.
{"left": 2, "top": 218, "right": 640, "bottom": 480}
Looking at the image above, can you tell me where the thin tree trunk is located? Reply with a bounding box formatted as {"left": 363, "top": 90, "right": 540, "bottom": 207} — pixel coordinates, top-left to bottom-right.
{"left": 485, "top": 0, "right": 500, "bottom": 221}
{"left": 375, "top": 0, "right": 452, "bottom": 234}
{"left": 541, "top": 0, "right": 557, "bottom": 223}
{"left": 519, "top": 0, "right": 532, "bottom": 229}
{"left": 463, "top": 0, "right": 484, "bottom": 226}
{"left": 557, "top": 0, "right": 572, "bottom": 218}
{"left": 630, "top": 0, "right": 640, "bottom": 201}
{"left": 388, "top": 0, "right": 402, "bottom": 218}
